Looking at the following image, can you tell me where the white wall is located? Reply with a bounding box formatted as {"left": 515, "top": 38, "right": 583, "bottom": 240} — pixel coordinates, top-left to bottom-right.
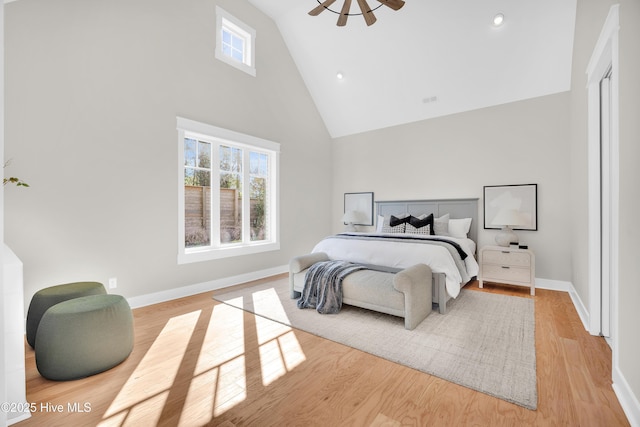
{"left": 332, "top": 92, "right": 573, "bottom": 282}
{"left": 4, "top": 0, "right": 334, "bottom": 308}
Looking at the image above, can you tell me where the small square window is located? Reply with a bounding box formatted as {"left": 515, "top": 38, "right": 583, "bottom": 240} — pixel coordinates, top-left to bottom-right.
{"left": 221, "top": 28, "right": 245, "bottom": 63}
{"left": 215, "top": 7, "right": 256, "bottom": 77}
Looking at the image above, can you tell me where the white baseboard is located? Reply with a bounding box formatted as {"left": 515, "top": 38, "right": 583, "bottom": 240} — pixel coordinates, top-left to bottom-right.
{"left": 568, "top": 288, "right": 590, "bottom": 332}
{"left": 535, "top": 278, "right": 590, "bottom": 331}
{"left": 537, "top": 277, "right": 639, "bottom": 426}
{"left": 7, "top": 412, "right": 31, "bottom": 426}
{"left": 534, "top": 277, "right": 573, "bottom": 292}
{"left": 125, "top": 270, "right": 640, "bottom": 426}
{"left": 126, "top": 264, "right": 289, "bottom": 309}
{"left": 613, "top": 366, "right": 640, "bottom": 427}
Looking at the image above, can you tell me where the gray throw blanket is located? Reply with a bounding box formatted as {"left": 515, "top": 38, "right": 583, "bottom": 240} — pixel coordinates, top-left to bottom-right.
{"left": 297, "top": 260, "right": 366, "bottom": 314}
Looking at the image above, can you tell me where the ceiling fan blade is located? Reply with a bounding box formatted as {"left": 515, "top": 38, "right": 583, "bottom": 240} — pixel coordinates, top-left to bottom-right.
{"left": 309, "top": 0, "right": 338, "bottom": 16}
{"left": 376, "top": 0, "right": 405, "bottom": 11}
{"left": 356, "top": 0, "right": 377, "bottom": 26}
{"left": 337, "top": 0, "right": 352, "bottom": 26}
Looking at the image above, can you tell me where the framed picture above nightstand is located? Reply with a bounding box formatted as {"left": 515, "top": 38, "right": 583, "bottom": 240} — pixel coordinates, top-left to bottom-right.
{"left": 483, "top": 184, "right": 538, "bottom": 231}
{"left": 344, "top": 192, "right": 374, "bottom": 226}
{"left": 479, "top": 245, "right": 535, "bottom": 295}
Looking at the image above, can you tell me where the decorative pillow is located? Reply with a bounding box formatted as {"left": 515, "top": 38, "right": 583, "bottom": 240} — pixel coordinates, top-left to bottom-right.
{"left": 381, "top": 214, "right": 408, "bottom": 233}
{"left": 375, "top": 215, "right": 385, "bottom": 232}
{"left": 406, "top": 223, "right": 431, "bottom": 235}
{"left": 390, "top": 214, "right": 410, "bottom": 227}
{"left": 448, "top": 218, "right": 472, "bottom": 238}
{"left": 433, "top": 213, "right": 450, "bottom": 236}
{"left": 405, "top": 213, "right": 433, "bottom": 235}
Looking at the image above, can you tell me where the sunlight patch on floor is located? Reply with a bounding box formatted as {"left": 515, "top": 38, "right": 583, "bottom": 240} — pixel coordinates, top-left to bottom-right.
{"left": 213, "top": 355, "right": 247, "bottom": 416}
{"left": 182, "top": 301, "right": 247, "bottom": 421}
{"left": 252, "top": 287, "right": 292, "bottom": 343}
{"left": 252, "top": 288, "right": 306, "bottom": 386}
{"left": 279, "top": 330, "right": 306, "bottom": 370}
{"left": 100, "top": 310, "right": 201, "bottom": 423}
{"left": 101, "top": 289, "right": 308, "bottom": 425}
{"left": 258, "top": 339, "right": 287, "bottom": 386}
{"left": 178, "top": 367, "right": 218, "bottom": 427}
{"left": 258, "top": 330, "right": 306, "bottom": 386}
{"left": 194, "top": 300, "right": 245, "bottom": 375}
{"left": 117, "top": 391, "right": 170, "bottom": 426}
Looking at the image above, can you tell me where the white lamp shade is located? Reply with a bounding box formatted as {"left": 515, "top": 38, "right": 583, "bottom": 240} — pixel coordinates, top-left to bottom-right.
{"left": 342, "top": 210, "right": 364, "bottom": 224}
{"left": 492, "top": 208, "right": 527, "bottom": 246}
{"left": 491, "top": 208, "right": 528, "bottom": 227}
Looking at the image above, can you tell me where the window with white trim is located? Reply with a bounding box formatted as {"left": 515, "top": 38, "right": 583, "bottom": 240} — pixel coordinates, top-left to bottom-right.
{"left": 215, "top": 6, "right": 256, "bottom": 77}
{"left": 177, "top": 117, "right": 279, "bottom": 263}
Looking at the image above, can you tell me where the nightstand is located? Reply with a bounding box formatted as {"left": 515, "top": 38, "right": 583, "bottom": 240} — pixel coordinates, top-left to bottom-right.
{"left": 479, "top": 245, "right": 535, "bottom": 295}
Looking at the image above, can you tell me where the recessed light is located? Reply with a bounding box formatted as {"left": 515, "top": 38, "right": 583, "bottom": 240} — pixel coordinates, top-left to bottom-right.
{"left": 492, "top": 13, "right": 504, "bottom": 27}
{"left": 336, "top": 72, "right": 344, "bottom": 80}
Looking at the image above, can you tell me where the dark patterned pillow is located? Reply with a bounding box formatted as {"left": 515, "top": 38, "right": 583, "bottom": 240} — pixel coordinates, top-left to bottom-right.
{"left": 406, "top": 223, "right": 431, "bottom": 235}
{"left": 390, "top": 214, "right": 410, "bottom": 227}
{"left": 405, "top": 213, "right": 434, "bottom": 235}
{"left": 381, "top": 214, "right": 409, "bottom": 233}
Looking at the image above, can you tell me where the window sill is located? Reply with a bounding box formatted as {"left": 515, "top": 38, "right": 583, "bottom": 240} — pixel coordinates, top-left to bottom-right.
{"left": 214, "top": 50, "right": 256, "bottom": 76}
{"left": 178, "top": 241, "right": 280, "bottom": 264}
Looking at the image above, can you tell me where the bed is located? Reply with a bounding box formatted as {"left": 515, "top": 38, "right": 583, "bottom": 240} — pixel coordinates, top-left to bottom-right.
{"left": 311, "top": 198, "right": 479, "bottom": 314}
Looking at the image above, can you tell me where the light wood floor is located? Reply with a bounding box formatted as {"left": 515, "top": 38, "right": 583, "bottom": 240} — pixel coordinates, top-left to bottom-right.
{"left": 17, "top": 276, "right": 629, "bottom": 426}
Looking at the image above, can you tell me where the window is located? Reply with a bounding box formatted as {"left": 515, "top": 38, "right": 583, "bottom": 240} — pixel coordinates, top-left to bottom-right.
{"left": 215, "top": 6, "right": 256, "bottom": 77}
{"left": 221, "top": 27, "right": 245, "bottom": 63}
{"left": 177, "top": 117, "right": 279, "bottom": 263}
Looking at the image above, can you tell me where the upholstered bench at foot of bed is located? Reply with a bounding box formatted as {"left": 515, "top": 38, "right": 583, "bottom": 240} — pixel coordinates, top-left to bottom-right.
{"left": 35, "top": 294, "right": 134, "bottom": 381}
{"left": 289, "top": 253, "right": 432, "bottom": 330}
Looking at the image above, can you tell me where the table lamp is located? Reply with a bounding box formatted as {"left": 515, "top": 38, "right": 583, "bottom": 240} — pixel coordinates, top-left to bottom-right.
{"left": 491, "top": 208, "right": 527, "bottom": 247}
{"left": 342, "top": 210, "right": 364, "bottom": 232}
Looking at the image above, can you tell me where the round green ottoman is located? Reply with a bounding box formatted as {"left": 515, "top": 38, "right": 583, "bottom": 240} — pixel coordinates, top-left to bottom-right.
{"left": 35, "top": 294, "right": 134, "bottom": 381}
{"left": 26, "top": 281, "right": 107, "bottom": 348}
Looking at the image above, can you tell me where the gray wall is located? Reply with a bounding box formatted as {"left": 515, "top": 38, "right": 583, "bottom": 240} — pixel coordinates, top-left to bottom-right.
{"left": 568, "top": 0, "right": 616, "bottom": 338}
{"left": 618, "top": 0, "right": 640, "bottom": 404}
{"left": 570, "top": 0, "right": 640, "bottom": 414}
{"left": 332, "top": 92, "right": 573, "bottom": 282}
{"left": 4, "top": 0, "right": 333, "bottom": 306}
{"left": 0, "top": 1, "right": 6, "bottom": 425}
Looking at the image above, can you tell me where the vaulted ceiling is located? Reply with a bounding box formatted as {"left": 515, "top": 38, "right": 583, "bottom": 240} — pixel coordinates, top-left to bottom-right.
{"left": 248, "top": 0, "right": 577, "bottom": 138}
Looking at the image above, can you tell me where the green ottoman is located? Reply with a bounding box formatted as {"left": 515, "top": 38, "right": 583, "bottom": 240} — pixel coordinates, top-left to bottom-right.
{"left": 35, "top": 294, "right": 134, "bottom": 381}
{"left": 26, "top": 281, "right": 107, "bottom": 348}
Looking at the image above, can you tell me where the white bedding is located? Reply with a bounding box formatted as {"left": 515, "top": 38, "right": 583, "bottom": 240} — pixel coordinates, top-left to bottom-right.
{"left": 312, "top": 232, "right": 479, "bottom": 299}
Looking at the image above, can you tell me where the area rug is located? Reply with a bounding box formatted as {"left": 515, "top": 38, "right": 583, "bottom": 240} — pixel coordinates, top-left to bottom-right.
{"left": 212, "top": 278, "right": 537, "bottom": 410}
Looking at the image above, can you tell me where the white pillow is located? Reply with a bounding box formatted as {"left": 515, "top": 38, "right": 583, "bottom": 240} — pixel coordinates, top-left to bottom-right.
{"left": 448, "top": 218, "right": 472, "bottom": 238}
{"left": 433, "top": 214, "right": 450, "bottom": 235}
{"left": 375, "top": 215, "right": 384, "bottom": 232}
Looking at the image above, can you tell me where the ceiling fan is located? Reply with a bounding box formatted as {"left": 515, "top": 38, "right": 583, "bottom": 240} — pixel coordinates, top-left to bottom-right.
{"left": 309, "top": 0, "right": 405, "bottom": 27}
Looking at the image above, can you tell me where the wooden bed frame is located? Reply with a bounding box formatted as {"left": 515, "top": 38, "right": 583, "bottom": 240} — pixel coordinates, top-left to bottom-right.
{"left": 375, "top": 198, "right": 479, "bottom": 313}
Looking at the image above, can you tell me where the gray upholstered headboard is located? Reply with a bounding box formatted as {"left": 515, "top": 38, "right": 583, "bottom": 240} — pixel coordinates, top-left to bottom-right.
{"left": 375, "top": 198, "right": 479, "bottom": 243}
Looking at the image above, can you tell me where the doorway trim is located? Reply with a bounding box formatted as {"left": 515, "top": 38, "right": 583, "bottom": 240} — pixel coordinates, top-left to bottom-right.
{"left": 586, "top": 2, "right": 619, "bottom": 346}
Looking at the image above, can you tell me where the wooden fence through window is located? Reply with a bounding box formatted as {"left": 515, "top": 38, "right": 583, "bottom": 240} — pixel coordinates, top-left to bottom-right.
{"left": 185, "top": 186, "right": 264, "bottom": 245}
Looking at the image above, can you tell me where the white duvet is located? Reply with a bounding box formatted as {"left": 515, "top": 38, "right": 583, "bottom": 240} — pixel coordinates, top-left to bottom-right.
{"left": 311, "top": 232, "right": 479, "bottom": 299}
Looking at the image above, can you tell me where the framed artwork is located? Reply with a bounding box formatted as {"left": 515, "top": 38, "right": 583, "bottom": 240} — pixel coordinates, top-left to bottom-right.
{"left": 483, "top": 184, "right": 537, "bottom": 230}
{"left": 344, "top": 192, "right": 374, "bottom": 226}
